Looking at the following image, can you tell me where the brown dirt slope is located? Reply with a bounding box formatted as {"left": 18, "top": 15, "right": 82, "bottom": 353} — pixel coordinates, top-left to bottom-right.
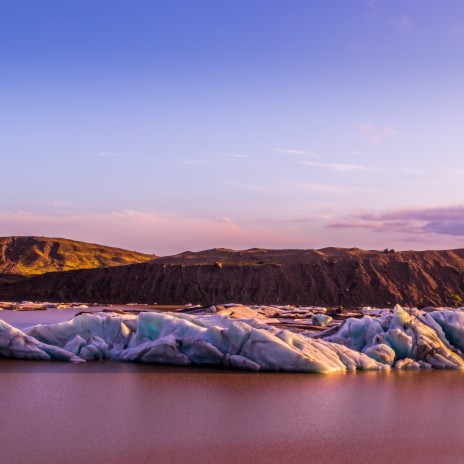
{"left": 2, "top": 247, "right": 464, "bottom": 307}
{"left": 0, "top": 236, "right": 156, "bottom": 275}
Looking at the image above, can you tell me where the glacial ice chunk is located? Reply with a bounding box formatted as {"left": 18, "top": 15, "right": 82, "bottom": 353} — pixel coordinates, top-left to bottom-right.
{"left": 429, "top": 310, "right": 464, "bottom": 352}
{"left": 0, "top": 319, "right": 83, "bottom": 362}
{"left": 325, "top": 305, "right": 464, "bottom": 370}
{"left": 2, "top": 303, "right": 464, "bottom": 373}
{"left": 0, "top": 311, "right": 386, "bottom": 373}
{"left": 364, "top": 343, "right": 396, "bottom": 366}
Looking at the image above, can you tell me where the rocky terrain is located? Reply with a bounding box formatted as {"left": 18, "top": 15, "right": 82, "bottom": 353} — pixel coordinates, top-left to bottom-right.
{"left": 1, "top": 240, "right": 464, "bottom": 307}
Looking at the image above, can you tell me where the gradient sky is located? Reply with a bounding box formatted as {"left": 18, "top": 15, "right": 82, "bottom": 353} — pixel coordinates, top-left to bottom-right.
{"left": 1, "top": 0, "right": 464, "bottom": 254}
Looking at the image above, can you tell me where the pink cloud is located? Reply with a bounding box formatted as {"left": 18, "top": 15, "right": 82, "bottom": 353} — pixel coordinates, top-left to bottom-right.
{"left": 0, "top": 210, "right": 318, "bottom": 255}
{"left": 356, "top": 123, "right": 397, "bottom": 144}
{"left": 356, "top": 123, "right": 375, "bottom": 135}
{"left": 328, "top": 205, "right": 464, "bottom": 237}
{"left": 3, "top": 205, "right": 464, "bottom": 255}
{"left": 382, "top": 126, "right": 397, "bottom": 135}
{"left": 301, "top": 161, "right": 367, "bottom": 172}
{"left": 393, "top": 14, "right": 413, "bottom": 31}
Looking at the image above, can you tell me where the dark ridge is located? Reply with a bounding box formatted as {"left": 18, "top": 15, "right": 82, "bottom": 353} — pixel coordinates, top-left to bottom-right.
{"left": 2, "top": 247, "right": 464, "bottom": 307}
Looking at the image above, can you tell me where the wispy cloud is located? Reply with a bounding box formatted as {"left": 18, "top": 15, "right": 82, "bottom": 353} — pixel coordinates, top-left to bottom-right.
{"left": 210, "top": 153, "right": 249, "bottom": 159}
{"left": 52, "top": 199, "right": 73, "bottom": 209}
{"left": 222, "top": 179, "right": 366, "bottom": 194}
{"left": 349, "top": 150, "right": 369, "bottom": 156}
{"left": 181, "top": 159, "right": 204, "bottom": 165}
{"left": 393, "top": 14, "right": 413, "bottom": 31}
{"left": 328, "top": 205, "right": 464, "bottom": 237}
{"left": 301, "top": 159, "right": 424, "bottom": 176}
{"left": 396, "top": 167, "right": 426, "bottom": 175}
{"left": 181, "top": 154, "right": 249, "bottom": 165}
{"left": 357, "top": 123, "right": 381, "bottom": 143}
{"left": 302, "top": 161, "right": 367, "bottom": 172}
{"left": 274, "top": 148, "right": 308, "bottom": 155}
{"left": 382, "top": 126, "right": 397, "bottom": 135}
{"left": 222, "top": 180, "right": 271, "bottom": 193}
{"left": 5, "top": 206, "right": 459, "bottom": 254}
{"left": 96, "top": 152, "right": 125, "bottom": 158}
{"left": 224, "top": 153, "right": 248, "bottom": 159}
{"left": 365, "top": 0, "right": 378, "bottom": 18}
{"left": 356, "top": 123, "right": 398, "bottom": 144}
{"left": 0, "top": 209, "right": 313, "bottom": 255}
{"left": 282, "top": 181, "right": 364, "bottom": 193}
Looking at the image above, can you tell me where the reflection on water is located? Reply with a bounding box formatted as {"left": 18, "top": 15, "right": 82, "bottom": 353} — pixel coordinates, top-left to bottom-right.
{"left": 1, "top": 361, "right": 463, "bottom": 464}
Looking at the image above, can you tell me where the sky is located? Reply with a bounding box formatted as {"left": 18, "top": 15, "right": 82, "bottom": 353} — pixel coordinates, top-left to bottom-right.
{"left": 1, "top": 0, "right": 464, "bottom": 254}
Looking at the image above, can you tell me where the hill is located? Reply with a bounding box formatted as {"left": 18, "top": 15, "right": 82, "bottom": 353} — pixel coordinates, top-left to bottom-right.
{"left": 0, "top": 236, "right": 156, "bottom": 275}
{"left": 2, "top": 246, "right": 464, "bottom": 307}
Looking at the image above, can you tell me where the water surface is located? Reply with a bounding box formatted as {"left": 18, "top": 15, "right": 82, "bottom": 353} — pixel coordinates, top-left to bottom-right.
{"left": 1, "top": 361, "right": 463, "bottom": 464}
{"left": 0, "top": 305, "right": 181, "bottom": 329}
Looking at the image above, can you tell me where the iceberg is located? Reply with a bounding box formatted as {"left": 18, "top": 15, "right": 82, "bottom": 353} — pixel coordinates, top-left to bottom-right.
{"left": 324, "top": 305, "right": 464, "bottom": 369}
{"left": 0, "top": 310, "right": 385, "bottom": 373}
{"left": 0, "top": 319, "right": 83, "bottom": 362}
{"left": 1, "top": 304, "right": 464, "bottom": 372}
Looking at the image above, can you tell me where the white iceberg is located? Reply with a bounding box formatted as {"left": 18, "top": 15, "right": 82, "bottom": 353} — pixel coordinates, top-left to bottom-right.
{"left": 324, "top": 305, "right": 464, "bottom": 369}
{"left": 428, "top": 310, "right": 464, "bottom": 352}
{"left": 0, "top": 319, "right": 83, "bottom": 362}
{"left": 15, "top": 311, "right": 387, "bottom": 373}
{"left": 0, "top": 304, "right": 463, "bottom": 373}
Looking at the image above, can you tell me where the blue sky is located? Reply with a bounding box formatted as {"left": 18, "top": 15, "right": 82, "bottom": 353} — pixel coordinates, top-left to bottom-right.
{"left": 1, "top": 0, "right": 464, "bottom": 253}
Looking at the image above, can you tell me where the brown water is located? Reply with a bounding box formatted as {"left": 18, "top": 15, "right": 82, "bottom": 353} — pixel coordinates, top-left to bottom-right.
{"left": 1, "top": 361, "right": 463, "bottom": 464}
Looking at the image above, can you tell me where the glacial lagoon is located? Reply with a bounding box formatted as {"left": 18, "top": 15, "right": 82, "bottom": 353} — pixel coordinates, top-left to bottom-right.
{"left": 1, "top": 361, "right": 464, "bottom": 464}
{"left": 2, "top": 303, "right": 464, "bottom": 463}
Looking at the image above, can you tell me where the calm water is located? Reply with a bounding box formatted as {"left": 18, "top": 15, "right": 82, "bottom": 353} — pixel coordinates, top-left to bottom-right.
{"left": 1, "top": 361, "right": 463, "bottom": 464}
{"left": 0, "top": 306, "right": 180, "bottom": 329}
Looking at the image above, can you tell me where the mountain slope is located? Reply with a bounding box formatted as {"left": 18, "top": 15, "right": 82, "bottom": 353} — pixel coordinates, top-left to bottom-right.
{"left": 2, "top": 247, "right": 464, "bottom": 307}
{"left": 0, "top": 236, "right": 156, "bottom": 275}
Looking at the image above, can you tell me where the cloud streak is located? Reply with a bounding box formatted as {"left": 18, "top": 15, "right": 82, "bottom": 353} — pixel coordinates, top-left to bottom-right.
{"left": 223, "top": 179, "right": 368, "bottom": 194}
{"left": 393, "top": 14, "right": 413, "bottom": 31}
{"left": 0, "top": 209, "right": 311, "bottom": 255}
{"left": 181, "top": 153, "right": 249, "bottom": 165}
{"left": 328, "top": 205, "right": 464, "bottom": 237}
{"left": 96, "top": 152, "right": 126, "bottom": 158}
{"left": 224, "top": 153, "right": 248, "bottom": 159}
{"left": 356, "top": 123, "right": 397, "bottom": 144}
{"left": 3, "top": 205, "right": 464, "bottom": 255}
{"left": 302, "top": 161, "right": 367, "bottom": 172}
{"left": 274, "top": 148, "right": 308, "bottom": 155}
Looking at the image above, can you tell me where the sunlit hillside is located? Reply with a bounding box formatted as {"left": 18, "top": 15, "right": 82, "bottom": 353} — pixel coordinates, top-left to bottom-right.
{"left": 0, "top": 236, "right": 156, "bottom": 275}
